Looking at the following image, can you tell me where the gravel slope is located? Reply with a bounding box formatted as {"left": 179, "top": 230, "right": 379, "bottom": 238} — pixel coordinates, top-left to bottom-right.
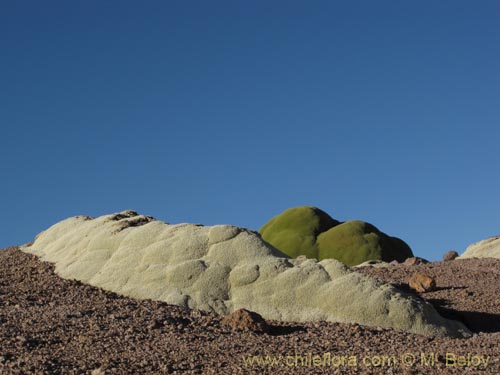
{"left": 1, "top": 247, "right": 499, "bottom": 374}
{"left": 356, "top": 258, "right": 500, "bottom": 334}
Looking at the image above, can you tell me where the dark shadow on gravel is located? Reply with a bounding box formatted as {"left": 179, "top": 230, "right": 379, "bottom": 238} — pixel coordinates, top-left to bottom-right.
{"left": 428, "top": 298, "right": 500, "bottom": 333}
{"left": 388, "top": 282, "right": 426, "bottom": 295}
{"left": 390, "top": 282, "right": 467, "bottom": 294}
{"left": 386, "top": 284, "right": 500, "bottom": 333}
{"left": 267, "top": 325, "right": 307, "bottom": 336}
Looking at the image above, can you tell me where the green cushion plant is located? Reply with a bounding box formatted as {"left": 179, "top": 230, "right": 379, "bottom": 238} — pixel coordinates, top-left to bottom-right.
{"left": 259, "top": 206, "right": 413, "bottom": 266}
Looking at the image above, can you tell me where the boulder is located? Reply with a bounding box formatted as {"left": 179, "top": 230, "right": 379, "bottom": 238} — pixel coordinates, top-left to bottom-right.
{"left": 22, "top": 211, "right": 469, "bottom": 338}
{"left": 458, "top": 236, "right": 500, "bottom": 259}
{"left": 221, "top": 309, "right": 268, "bottom": 333}
{"left": 259, "top": 206, "right": 413, "bottom": 267}
{"left": 443, "top": 251, "right": 459, "bottom": 261}
{"left": 409, "top": 273, "right": 436, "bottom": 293}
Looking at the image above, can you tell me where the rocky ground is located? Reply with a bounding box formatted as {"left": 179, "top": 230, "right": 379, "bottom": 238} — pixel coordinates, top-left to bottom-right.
{"left": 0, "top": 246, "right": 499, "bottom": 374}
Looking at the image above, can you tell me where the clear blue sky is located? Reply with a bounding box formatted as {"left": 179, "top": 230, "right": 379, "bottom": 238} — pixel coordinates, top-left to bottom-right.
{"left": 1, "top": 1, "right": 499, "bottom": 260}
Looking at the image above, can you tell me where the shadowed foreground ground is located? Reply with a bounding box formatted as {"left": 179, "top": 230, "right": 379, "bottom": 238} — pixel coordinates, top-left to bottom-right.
{"left": 0, "top": 247, "right": 499, "bottom": 374}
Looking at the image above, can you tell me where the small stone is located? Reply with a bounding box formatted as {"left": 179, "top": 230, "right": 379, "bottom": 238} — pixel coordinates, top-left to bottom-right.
{"left": 409, "top": 273, "right": 436, "bottom": 293}
{"left": 443, "top": 250, "right": 459, "bottom": 261}
{"left": 221, "top": 309, "right": 269, "bottom": 334}
{"left": 91, "top": 367, "right": 106, "bottom": 375}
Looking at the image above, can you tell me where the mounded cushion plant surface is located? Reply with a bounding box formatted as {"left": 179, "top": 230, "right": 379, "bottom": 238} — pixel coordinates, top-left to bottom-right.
{"left": 259, "top": 206, "right": 413, "bottom": 266}
{"left": 21, "top": 210, "right": 468, "bottom": 337}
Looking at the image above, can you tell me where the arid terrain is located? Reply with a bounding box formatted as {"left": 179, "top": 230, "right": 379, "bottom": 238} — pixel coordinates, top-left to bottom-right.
{"left": 1, "top": 246, "right": 499, "bottom": 374}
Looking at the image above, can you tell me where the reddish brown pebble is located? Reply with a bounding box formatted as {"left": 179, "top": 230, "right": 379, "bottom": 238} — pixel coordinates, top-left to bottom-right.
{"left": 409, "top": 272, "right": 436, "bottom": 292}
{"left": 220, "top": 309, "right": 269, "bottom": 334}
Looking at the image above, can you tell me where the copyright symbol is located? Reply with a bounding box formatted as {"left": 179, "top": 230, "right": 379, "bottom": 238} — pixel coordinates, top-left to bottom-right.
{"left": 401, "top": 353, "right": 416, "bottom": 367}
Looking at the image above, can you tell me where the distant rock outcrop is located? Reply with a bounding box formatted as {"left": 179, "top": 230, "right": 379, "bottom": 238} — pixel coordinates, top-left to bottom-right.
{"left": 443, "top": 250, "right": 459, "bottom": 261}
{"left": 403, "top": 257, "right": 429, "bottom": 266}
{"left": 259, "top": 206, "right": 413, "bottom": 266}
{"left": 22, "top": 211, "right": 469, "bottom": 337}
{"left": 459, "top": 236, "right": 500, "bottom": 259}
